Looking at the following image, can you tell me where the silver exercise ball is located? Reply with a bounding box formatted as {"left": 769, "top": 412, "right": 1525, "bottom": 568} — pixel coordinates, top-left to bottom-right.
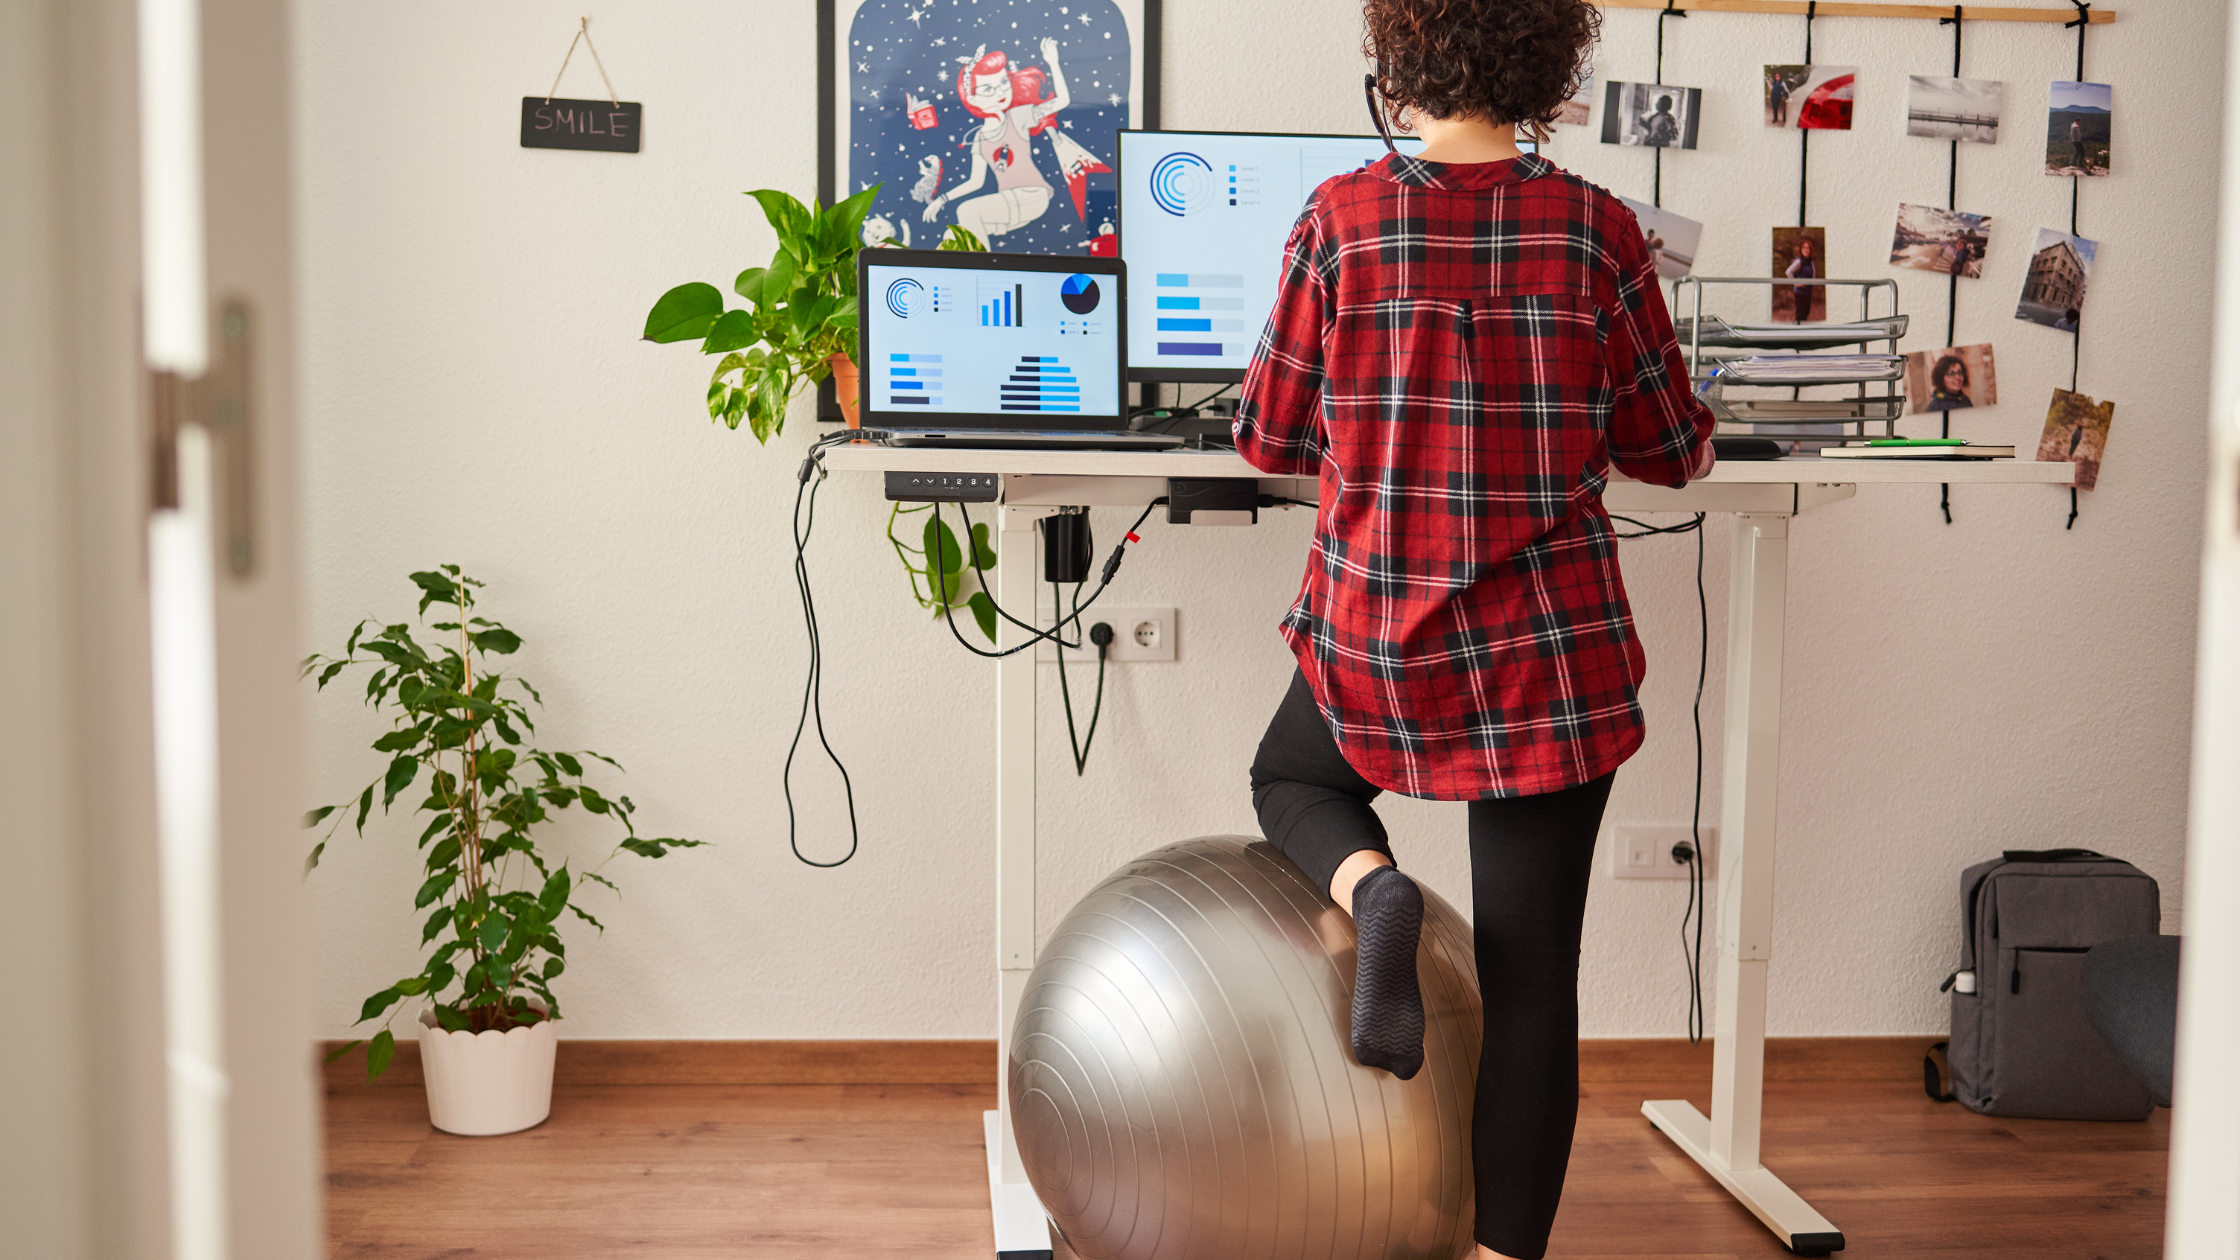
{"left": 1009, "top": 836, "right": 1481, "bottom": 1260}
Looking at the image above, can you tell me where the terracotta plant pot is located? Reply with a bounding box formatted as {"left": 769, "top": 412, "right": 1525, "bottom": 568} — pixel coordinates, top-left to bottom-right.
{"left": 417, "top": 1003, "right": 558, "bottom": 1136}
{"left": 828, "top": 353, "right": 861, "bottom": 428}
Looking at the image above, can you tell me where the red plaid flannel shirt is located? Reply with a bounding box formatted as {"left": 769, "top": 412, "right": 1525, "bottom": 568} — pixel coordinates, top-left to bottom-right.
{"left": 1235, "top": 153, "right": 1714, "bottom": 800}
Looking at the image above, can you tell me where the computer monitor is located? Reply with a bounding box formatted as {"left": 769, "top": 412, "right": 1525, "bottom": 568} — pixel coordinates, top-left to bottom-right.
{"left": 1118, "top": 129, "right": 1426, "bottom": 384}
{"left": 858, "top": 250, "right": 1127, "bottom": 432}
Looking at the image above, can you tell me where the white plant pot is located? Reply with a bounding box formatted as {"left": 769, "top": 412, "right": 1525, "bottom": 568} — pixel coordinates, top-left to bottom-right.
{"left": 417, "top": 1005, "right": 558, "bottom": 1136}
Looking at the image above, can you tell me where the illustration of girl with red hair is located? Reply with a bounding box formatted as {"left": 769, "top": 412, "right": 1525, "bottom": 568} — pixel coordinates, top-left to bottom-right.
{"left": 923, "top": 38, "right": 1104, "bottom": 242}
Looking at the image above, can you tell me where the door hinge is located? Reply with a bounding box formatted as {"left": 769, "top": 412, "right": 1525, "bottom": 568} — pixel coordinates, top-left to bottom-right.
{"left": 148, "top": 299, "right": 254, "bottom": 576}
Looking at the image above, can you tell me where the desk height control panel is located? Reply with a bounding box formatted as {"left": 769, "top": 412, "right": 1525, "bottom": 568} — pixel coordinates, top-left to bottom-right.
{"left": 885, "top": 472, "right": 1000, "bottom": 503}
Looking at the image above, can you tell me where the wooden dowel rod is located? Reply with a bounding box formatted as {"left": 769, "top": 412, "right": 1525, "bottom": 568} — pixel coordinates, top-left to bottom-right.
{"left": 1597, "top": 0, "right": 2113, "bottom": 21}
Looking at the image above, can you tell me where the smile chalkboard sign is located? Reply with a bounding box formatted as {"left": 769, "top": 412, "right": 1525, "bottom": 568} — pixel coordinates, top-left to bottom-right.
{"left": 520, "top": 97, "right": 642, "bottom": 153}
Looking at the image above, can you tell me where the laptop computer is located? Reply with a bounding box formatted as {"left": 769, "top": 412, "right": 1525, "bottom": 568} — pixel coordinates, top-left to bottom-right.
{"left": 856, "top": 249, "right": 1183, "bottom": 450}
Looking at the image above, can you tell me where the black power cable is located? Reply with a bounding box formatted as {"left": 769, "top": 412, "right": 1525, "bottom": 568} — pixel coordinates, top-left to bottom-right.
{"left": 1609, "top": 510, "right": 1711, "bottom": 1042}
{"left": 930, "top": 498, "right": 1165, "bottom": 660}
{"left": 785, "top": 434, "right": 864, "bottom": 867}
{"left": 1054, "top": 583, "right": 1114, "bottom": 776}
{"left": 1682, "top": 517, "right": 1709, "bottom": 1044}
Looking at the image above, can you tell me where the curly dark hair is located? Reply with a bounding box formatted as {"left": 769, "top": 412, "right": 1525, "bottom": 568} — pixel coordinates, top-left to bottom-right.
{"left": 1363, "top": 0, "right": 1600, "bottom": 142}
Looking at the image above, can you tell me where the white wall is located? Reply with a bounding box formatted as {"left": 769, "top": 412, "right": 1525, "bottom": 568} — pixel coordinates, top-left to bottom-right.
{"left": 296, "top": 0, "right": 2215, "bottom": 1041}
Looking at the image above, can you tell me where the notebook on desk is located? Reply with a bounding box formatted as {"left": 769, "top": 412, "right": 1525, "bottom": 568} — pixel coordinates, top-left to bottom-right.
{"left": 857, "top": 249, "right": 1183, "bottom": 451}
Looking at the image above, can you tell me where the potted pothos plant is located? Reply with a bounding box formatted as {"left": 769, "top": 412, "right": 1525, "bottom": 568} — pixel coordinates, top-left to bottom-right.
{"left": 305, "top": 565, "right": 702, "bottom": 1135}
{"left": 642, "top": 186, "right": 997, "bottom": 636}
{"left": 641, "top": 186, "right": 987, "bottom": 437}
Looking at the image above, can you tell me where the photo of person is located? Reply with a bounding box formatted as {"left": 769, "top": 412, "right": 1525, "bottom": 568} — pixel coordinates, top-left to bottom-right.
{"left": 1772, "top": 227, "right": 1828, "bottom": 322}
{"left": 1764, "top": 65, "right": 1856, "bottom": 130}
{"left": 1907, "top": 76, "right": 2002, "bottom": 143}
{"left": 1554, "top": 63, "right": 1596, "bottom": 127}
{"left": 1600, "top": 81, "right": 1702, "bottom": 149}
{"left": 2015, "top": 226, "right": 2098, "bottom": 330}
{"left": 1903, "top": 343, "right": 1998, "bottom": 414}
{"left": 2046, "top": 81, "right": 2111, "bottom": 176}
{"left": 1618, "top": 196, "right": 1703, "bottom": 278}
{"left": 2036, "top": 388, "right": 2115, "bottom": 489}
{"left": 1889, "top": 203, "right": 1992, "bottom": 279}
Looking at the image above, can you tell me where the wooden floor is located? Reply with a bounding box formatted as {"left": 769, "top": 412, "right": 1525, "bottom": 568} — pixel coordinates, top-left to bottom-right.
{"left": 324, "top": 1077, "right": 2170, "bottom": 1259}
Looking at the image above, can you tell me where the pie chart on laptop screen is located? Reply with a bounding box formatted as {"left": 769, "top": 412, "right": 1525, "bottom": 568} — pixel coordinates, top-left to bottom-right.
{"left": 1060, "top": 273, "right": 1102, "bottom": 315}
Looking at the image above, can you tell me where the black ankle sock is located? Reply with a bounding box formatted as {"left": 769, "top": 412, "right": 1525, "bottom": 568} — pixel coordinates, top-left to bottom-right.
{"left": 1348, "top": 865, "right": 1425, "bottom": 1080}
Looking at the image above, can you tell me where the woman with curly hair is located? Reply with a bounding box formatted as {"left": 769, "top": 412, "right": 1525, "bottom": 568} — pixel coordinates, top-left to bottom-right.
{"left": 1233, "top": 0, "right": 1715, "bottom": 1255}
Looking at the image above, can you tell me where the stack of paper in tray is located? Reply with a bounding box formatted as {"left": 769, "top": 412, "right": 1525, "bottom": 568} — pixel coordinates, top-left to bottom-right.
{"left": 1715, "top": 354, "right": 1906, "bottom": 386}
{"left": 1819, "top": 439, "right": 2016, "bottom": 460}
{"left": 1675, "top": 315, "right": 1909, "bottom": 347}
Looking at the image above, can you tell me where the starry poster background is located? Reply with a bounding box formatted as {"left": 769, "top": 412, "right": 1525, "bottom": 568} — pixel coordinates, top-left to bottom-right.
{"left": 829, "top": 0, "right": 1150, "bottom": 258}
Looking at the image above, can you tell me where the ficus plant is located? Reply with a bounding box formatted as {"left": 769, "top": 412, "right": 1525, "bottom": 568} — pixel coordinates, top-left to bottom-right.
{"left": 304, "top": 565, "right": 703, "bottom": 1080}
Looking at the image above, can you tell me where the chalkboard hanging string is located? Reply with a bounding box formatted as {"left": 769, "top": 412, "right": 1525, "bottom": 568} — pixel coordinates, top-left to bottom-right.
{"left": 547, "top": 16, "right": 620, "bottom": 107}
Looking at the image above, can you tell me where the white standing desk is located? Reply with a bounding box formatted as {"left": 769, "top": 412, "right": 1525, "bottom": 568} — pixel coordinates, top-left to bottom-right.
{"left": 821, "top": 444, "right": 2075, "bottom": 1258}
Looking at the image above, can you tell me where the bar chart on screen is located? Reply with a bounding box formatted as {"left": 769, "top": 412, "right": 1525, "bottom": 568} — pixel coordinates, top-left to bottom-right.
{"left": 885, "top": 354, "right": 943, "bottom": 407}
{"left": 978, "top": 278, "right": 1025, "bottom": 328}
{"left": 1154, "top": 273, "right": 1244, "bottom": 357}
{"left": 999, "top": 355, "right": 1081, "bottom": 412}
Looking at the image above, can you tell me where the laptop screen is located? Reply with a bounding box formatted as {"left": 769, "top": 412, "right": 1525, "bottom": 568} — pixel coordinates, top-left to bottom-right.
{"left": 858, "top": 250, "right": 1127, "bottom": 431}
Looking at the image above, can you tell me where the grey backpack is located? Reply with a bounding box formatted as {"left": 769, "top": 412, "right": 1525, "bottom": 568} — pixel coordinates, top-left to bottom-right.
{"left": 1931, "top": 849, "right": 2159, "bottom": 1121}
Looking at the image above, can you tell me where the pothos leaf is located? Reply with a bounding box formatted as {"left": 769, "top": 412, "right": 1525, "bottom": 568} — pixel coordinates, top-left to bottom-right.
{"left": 643, "top": 281, "right": 725, "bottom": 343}
{"left": 967, "top": 591, "right": 999, "bottom": 643}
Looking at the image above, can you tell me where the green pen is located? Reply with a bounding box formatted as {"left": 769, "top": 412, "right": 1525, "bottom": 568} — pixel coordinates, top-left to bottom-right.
{"left": 1866, "top": 438, "right": 1969, "bottom": 447}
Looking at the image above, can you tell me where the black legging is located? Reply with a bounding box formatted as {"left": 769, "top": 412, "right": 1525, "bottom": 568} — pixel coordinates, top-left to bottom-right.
{"left": 1249, "top": 669, "right": 1613, "bottom": 1260}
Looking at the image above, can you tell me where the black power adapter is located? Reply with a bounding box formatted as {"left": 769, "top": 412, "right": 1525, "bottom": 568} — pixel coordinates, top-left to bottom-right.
{"left": 1167, "top": 477, "right": 1259, "bottom": 525}
{"left": 1044, "top": 509, "right": 1092, "bottom": 583}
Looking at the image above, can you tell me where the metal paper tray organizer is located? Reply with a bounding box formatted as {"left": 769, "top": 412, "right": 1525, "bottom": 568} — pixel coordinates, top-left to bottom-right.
{"left": 1673, "top": 277, "right": 1909, "bottom": 441}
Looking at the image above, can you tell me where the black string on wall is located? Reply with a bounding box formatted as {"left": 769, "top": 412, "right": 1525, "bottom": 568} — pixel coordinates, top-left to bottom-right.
{"left": 1798, "top": 2, "right": 1816, "bottom": 228}
{"left": 1653, "top": 0, "right": 1686, "bottom": 208}
{"left": 1935, "top": 5, "right": 1964, "bottom": 525}
{"left": 2065, "top": 0, "right": 2091, "bottom": 529}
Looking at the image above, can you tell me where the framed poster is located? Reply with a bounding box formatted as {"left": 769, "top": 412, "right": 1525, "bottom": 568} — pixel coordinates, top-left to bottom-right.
{"left": 816, "top": 0, "right": 1159, "bottom": 420}
{"left": 819, "top": 0, "right": 1159, "bottom": 253}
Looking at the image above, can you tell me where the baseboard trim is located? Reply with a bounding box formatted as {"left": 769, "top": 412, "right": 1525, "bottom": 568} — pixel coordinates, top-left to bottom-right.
{"left": 1577, "top": 1036, "right": 1939, "bottom": 1083}
{"left": 320, "top": 1034, "right": 1938, "bottom": 1090}
{"left": 320, "top": 1038, "right": 999, "bottom": 1089}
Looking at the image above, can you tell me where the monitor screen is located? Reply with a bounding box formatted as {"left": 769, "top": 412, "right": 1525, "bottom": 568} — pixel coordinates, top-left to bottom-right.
{"left": 1119, "top": 129, "right": 1428, "bottom": 383}
{"left": 859, "top": 251, "right": 1126, "bottom": 430}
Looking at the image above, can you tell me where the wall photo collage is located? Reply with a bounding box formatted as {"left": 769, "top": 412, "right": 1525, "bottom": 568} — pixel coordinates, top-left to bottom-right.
{"left": 1553, "top": 47, "right": 2118, "bottom": 499}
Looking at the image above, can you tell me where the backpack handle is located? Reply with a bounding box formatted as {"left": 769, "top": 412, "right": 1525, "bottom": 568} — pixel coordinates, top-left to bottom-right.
{"left": 1999, "top": 848, "right": 2107, "bottom": 863}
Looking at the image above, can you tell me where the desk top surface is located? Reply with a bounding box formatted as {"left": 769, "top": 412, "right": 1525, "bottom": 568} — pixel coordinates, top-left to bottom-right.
{"left": 821, "top": 442, "right": 2076, "bottom": 486}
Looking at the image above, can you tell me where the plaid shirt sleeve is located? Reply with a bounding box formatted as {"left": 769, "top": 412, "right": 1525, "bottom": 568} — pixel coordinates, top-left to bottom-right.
{"left": 1603, "top": 216, "right": 1716, "bottom": 488}
{"left": 1232, "top": 207, "right": 1331, "bottom": 476}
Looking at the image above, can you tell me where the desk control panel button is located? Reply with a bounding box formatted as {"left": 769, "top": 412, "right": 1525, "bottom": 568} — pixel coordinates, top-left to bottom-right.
{"left": 885, "top": 471, "right": 1001, "bottom": 503}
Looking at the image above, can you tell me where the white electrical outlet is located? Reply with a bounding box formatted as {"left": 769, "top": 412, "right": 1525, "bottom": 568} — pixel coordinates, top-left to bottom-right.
{"left": 1609, "top": 825, "right": 1718, "bottom": 880}
{"left": 1035, "top": 606, "right": 1176, "bottom": 663}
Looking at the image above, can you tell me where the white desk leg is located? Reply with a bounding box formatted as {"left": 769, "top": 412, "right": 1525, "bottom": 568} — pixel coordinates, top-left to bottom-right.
{"left": 1642, "top": 513, "right": 1844, "bottom": 1256}
{"left": 988, "top": 503, "right": 1053, "bottom": 1259}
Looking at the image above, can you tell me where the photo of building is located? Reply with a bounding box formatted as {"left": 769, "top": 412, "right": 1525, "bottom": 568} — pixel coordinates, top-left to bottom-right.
{"left": 2017, "top": 227, "right": 2097, "bottom": 329}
